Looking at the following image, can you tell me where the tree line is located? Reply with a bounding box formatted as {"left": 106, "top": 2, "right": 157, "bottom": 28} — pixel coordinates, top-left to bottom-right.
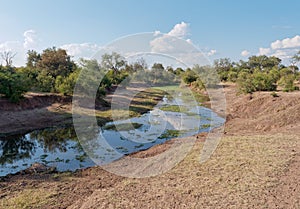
{"left": 0, "top": 47, "right": 299, "bottom": 102}
{"left": 213, "top": 53, "right": 300, "bottom": 93}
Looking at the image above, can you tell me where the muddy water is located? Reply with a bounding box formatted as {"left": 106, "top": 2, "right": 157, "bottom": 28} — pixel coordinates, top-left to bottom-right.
{"left": 0, "top": 94, "right": 224, "bottom": 176}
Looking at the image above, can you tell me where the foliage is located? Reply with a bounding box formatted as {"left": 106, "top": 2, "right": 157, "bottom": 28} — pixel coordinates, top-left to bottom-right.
{"left": 1, "top": 47, "right": 299, "bottom": 103}
{"left": 278, "top": 74, "right": 297, "bottom": 92}
{"left": 0, "top": 66, "right": 31, "bottom": 102}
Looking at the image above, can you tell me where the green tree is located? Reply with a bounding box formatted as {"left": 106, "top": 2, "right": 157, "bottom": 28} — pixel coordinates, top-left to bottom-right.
{"left": 101, "top": 52, "right": 126, "bottom": 74}
{"left": 27, "top": 48, "right": 76, "bottom": 92}
{"left": 0, "top": 66, "right": 31, "bottom": 102}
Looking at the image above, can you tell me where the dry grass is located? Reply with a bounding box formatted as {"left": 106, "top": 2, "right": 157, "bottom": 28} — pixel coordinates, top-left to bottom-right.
{"left": 65, "top": 134, "right": 299, "bottom": 208}
{"left": 0, "top": 188, "right": 57, "bottom": 209}
{"left": 0, "top": 134, "right": 298, "bottom": 208}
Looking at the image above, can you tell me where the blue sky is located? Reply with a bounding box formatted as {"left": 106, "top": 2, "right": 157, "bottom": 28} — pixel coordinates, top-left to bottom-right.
{"left": 1, "top": 0, "right": 300, "bottom": 66}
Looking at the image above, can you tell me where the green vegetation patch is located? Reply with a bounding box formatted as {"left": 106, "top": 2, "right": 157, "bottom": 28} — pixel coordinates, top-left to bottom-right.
{"left": 159, "top": 105, "right": 188, "bottom": 113}
{"left": 158, "top": 129, "right": 183, "bottom": 139}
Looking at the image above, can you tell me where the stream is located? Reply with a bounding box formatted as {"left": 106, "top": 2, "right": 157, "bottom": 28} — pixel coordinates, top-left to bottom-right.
{"left": 0, "top": 92, "right": 225, "bottom": 176}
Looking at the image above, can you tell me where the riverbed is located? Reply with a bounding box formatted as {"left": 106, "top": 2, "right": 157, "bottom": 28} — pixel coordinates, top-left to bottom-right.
{"left": 0, "top": 89, "right": 224, "bottom": 176}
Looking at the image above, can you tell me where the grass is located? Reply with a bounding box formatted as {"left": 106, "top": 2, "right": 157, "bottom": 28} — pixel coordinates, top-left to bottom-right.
{"left": 0, "top": 189, "right": 57, "bottom": 209}
{"left": 159, "top": 105, "right": 188, "bottom": 112}
{"left": 200, "top": 123, "right": 212, "bottom": 129}
{"left": 158, "top": 129, "right": 182, "bottom": 139}
{"left": 94, "top": 88, "right": 165, "bottom": 126}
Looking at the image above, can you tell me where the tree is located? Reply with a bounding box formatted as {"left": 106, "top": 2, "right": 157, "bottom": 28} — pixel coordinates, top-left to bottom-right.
{"left": 0, "top": 66, "right": 31, "bottom": 102}
{"left": 1, "top": 51, "right": 16, "bottom": 66}
{"left": 26, "top": 50, "right": 41, "bottom": 68}
{"left": 247, "top": 55, "right": 281, "bottom": 71}
{"left": 37, "top": 47, "right": 76, "bottom": 79}
{"left": 101, "top": 52, "right": 126, "bottom": 74}
{"left": 27, "top": 47, "right": 76, "bottom": 92}
{"left": 290, "top": 51, "right": 300, "bottom": 73}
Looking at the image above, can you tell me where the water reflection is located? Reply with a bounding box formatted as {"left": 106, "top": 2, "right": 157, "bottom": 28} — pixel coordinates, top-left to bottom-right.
{"left": 0, "top": 135, "right": 35, "bottom": 165}
{"left": 30, "top": 127, "right": 78, "bottom": 153}
{"left": 0, "top": 126, "right": 95, "bottom": 176}
{"left": 0, "top": 90, "right": 225, "bottom": 177}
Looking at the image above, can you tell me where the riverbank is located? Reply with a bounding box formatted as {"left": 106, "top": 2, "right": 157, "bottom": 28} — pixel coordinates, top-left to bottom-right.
{"left": 0, "top": 87, "right": 165, "bottom": 137}
{"left": 1, "top": 83, "right": 300, "bottom": 208}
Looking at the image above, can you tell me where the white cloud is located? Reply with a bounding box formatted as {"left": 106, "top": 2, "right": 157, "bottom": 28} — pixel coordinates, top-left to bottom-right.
{"left": 252, "top": 35, "right": 300, "bottom": 64}
{"left": 60, "top": 43, "right": 102, "bottom": 59}
{"left": 258, "top": 47, "right": 271, "bottom": 56}
{"left": 150, "top": 22, "right": 191, "bottom": 54}
{"left": 167, "top": 22, "right": 189, "bottom": 39}
{"left": 0, "top": 41, "right": 20, "bottom": 52}
{"left": 153, "top": 30, "right": 161, "bottom": 36}
{"left": 241, "top": 50, "right": 250, "bottom": 57}
{"left": 23, "top": 29, "right": 38, "bottom": 49}
{"left": 0, "top": 41, "right": 25, "bottom": 66}
{"left": 207, "top": 49, "right": 217, "bottom": 56}
{"left": 186, "top": 39, "right": 192, "bottom": 44}
{"left": 150, "top": 35, "right": 177, "bottom": 53}
{"left": 271, "top": 35, "right": 300, "bottom": 49}
{"left": 149, "top": 22, "right": 212, "bottom": 66}
{"left": 0, "top": 29, "right": 41, "bottom": 66}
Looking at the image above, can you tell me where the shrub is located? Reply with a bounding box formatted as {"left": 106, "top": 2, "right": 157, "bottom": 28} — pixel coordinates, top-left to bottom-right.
{"left": 0, "top": 68, "right": 31, "bottom": 102}
{"left": 278, "top": 74, "right": 296, "bottom": 92}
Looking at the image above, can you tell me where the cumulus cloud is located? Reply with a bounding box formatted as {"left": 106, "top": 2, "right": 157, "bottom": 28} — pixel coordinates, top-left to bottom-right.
{"left": 167, "top": 22, "right": 189, "bottom": 39}
{"left": 60, "top": 43, "right": 102, "bottom": 60}
{"left": 150, "top": 22, "right": 191, "bottom": 54}
{"left": 153, "top": 30, "right": 161, "bottom": 36}
{"left": 149, "top": 22, "right": 212, "bottom": 66}
{"left": 258, "top": 47, "right": 271, "bottom": 56}
{"left": 186, "top": 39, "right": 192, "bottom": 44}
{"left": 253, "top": 35, "right": 300, "bottom": 64}
{"left": 0, "top": 41, "right": 20, "bottom": 52}
{"left": 23, "top": 29, "right": 38, "bottom": 49}
{"left": 241, "top": 50, "right": 250, "bottom": 57}
{"left": 207, "top": 49, "right": 217, "bottom": 56}
{"left": 271, "top": 35, "right": 300, "bottom": 49}
{"left": 0, "top": 29, "right": 41, "bottom": 66}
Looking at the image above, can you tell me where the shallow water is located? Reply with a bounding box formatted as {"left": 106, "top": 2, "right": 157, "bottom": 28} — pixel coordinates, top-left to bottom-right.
{"left": 0, "top": 93, "right": 224, "bottom": 176}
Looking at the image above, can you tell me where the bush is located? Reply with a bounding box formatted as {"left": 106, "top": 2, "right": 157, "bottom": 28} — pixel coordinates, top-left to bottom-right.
{"left": 237, "top": 72, "right": 255, "bottom": 93}
{"left": 0, "top": 68, "right": 31, "bottom": 102}
{"left": 36, "top": 70, "right": 55, "bottom": 92}
{"left": 278, "top": 74, "right": 296, "bottom": 92}
{"left": 227, "top": 71, "right": 238, "bottom": 82}
{"left": 182, "top": 70, "right": 198, "bottom": 84}
{"left": 252, "top": 72, "right": 276, "bottom": 91}
{"left": 55, "top": 70, "right": 79, "bottom": 95}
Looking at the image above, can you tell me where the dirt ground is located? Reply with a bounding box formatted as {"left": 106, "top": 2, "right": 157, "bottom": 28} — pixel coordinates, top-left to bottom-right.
{"left": 0, "top": 84, "right": 300, "bottom": 208}
{"left": 0, "top": 93, "right": 73, "bottom": 136}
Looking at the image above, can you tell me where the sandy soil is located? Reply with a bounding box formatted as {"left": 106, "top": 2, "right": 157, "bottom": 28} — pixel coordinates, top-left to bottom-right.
{"left": 0, "top": 84, "right": 300, "bottom": 208}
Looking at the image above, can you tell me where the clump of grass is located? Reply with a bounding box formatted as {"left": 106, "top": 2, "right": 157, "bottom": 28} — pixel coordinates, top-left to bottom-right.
{"left": 103, "top": 123, "right": 142, "bottom": 131}
{"left": 159, "top": 105, "right": 188, "bottom": 113}
{"left": 201, "top": 124, "right": 212, "bottom": 129}
{"left": 0, "top": 189, "right": 56, "bottom": 209}
{"left": 158, "top": 129, "right": 182, "bottom": 139}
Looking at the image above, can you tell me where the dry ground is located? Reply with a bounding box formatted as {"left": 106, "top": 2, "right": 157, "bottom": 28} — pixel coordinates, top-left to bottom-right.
{"left": 0, "top": 84, "right": 300, "bottom": 208}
